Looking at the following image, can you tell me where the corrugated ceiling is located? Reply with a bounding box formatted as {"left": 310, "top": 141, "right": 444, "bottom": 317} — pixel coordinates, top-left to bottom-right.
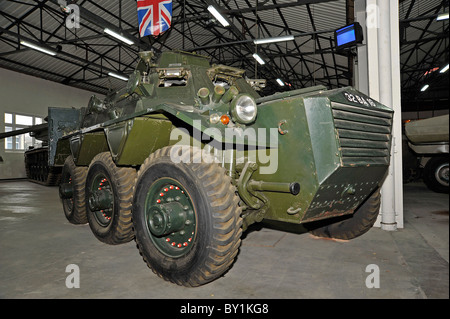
{"left": 0, "top": 0, "right": 448, "bottom": 110}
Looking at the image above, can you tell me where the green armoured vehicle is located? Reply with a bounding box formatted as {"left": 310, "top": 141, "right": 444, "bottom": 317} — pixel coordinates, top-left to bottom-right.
{"left": 0, "top": 108, "right": 80, "bottom": 185}
{"left": 6, "top": 51, "right": 394, "bottom": 286}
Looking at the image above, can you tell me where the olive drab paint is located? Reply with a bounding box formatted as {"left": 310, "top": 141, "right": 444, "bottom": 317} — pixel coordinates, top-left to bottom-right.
{"left": 63, "top": 50, "right": 392, "bottom": 227}
{"left": 1, "top": 51, "right": 394, "bottom": 287}
{"left": 2, "top": 50, "right": 393, "bottom": 229}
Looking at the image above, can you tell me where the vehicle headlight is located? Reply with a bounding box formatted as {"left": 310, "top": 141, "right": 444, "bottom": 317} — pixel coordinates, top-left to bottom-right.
{"left": 230, "top": 94, "right": 257, "bottom": 124}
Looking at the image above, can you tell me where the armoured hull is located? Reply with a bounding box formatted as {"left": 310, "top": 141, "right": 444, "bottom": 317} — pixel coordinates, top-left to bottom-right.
{"left": 244, "top": 87, "right": 393, "bottom": 224}
{"left": 404, "top": 114, "right": 449, "bottom": 193}
{"left": 3, "top": 50, "right": 395, "bottom": 287}
{"left": 405, "top": 114, "right": 449, "bottom": 144}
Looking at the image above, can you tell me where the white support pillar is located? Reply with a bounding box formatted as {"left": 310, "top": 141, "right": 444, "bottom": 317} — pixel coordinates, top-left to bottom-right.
{"left": 355, "top": 0, "right": 404, "bottom": 229}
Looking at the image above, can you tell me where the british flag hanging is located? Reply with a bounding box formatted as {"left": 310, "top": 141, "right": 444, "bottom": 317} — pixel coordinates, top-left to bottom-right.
{"left": 137, "top": 0, "right": 172, "bottom": 37}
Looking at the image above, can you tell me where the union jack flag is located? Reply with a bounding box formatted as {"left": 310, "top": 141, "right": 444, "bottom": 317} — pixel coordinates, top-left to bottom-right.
{"left": 137, "top": 0, "right": 172, "bottom": 37}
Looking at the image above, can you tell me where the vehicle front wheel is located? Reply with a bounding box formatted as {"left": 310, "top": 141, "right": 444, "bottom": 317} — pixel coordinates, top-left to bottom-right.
{"left": 306, "top": 188, "right": 381, "bottom": 240}
{"left": 423, "top": 157, "right": 449, "bottom": 193}
{"left": 132, "top": 146, "right": 242, "bottom": 287}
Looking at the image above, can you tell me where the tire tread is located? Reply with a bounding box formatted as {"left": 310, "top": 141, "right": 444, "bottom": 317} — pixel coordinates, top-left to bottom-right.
{"left": 134, "top": 146, "right": 242, "bottom": 287}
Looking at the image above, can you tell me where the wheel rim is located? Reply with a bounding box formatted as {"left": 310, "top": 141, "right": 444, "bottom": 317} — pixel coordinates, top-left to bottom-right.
{"left": 62, "top": 176, "right": 74, "bottom": 213}
{"left": 435, "top": 162, "right": 449, "bottom": 187}
{"left": 144, "top": 178, "right": 196, "bottom": 258}
{"left": 87, "top": 173, "right": 114, "bottom": 227}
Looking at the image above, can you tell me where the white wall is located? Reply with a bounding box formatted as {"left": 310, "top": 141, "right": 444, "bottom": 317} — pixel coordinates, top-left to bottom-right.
{"left": 0, "top": 68, "right": 97, "bottom": 179}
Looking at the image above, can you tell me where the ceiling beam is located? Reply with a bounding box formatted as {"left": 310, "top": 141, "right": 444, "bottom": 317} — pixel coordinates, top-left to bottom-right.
{"left": 223, "top": 0, "right": 339, "bottom": 14}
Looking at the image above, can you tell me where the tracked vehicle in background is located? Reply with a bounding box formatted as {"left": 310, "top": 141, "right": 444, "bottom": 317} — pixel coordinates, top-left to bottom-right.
{"left": 2, "top": 50, "right": 394, "bottom": 286}
{"left": 0, "top": 108, "right": 79, "bottom": 185}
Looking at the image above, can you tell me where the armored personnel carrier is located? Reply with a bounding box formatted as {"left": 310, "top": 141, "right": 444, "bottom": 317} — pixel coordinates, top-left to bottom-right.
{"left": 404, "top": 115, "right": 449, "bottom": 193}
{"left": 3, "top": 50, "right": 394, "bottom": 286}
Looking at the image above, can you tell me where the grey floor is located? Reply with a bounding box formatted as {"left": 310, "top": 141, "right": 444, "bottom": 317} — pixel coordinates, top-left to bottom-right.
{"left": 0, "top": 180, "right": 448, "bottom": 299}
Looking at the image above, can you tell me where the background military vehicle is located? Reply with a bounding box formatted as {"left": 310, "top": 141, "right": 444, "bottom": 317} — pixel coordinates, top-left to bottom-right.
{"left": 404, "top": 114, "right": 449, "bottom": 193}
{"left": 0, "top": 108, "right": 80, "bottom": 185}
{"left": 2, "top": 50, "right": 394, "bottom": 286}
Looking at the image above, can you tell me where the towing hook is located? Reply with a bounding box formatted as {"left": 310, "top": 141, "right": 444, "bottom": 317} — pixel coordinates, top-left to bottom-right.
{"left": 278, "top": 120, "right": 288, "bottom": 135}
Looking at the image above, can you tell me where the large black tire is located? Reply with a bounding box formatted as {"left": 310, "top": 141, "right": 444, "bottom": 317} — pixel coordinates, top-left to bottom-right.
{"left": 422, "top": 157, "right": 449, "bottom": 193}
{"left": 85, "top": 152, "right": 136, "bottom": 245}
{"left": 132, "top": 146, "right": 242, "bottom": 287}
{"left": 307, "top": 188, "right": 381, "bottom": 240}
{"left": 60, "top": 155, "right": 88, "bottom": 224}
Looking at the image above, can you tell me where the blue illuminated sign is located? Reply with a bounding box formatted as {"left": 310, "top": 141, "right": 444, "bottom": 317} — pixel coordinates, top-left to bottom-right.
{"left": 334, "top": 22, "right": 363, "bottom": 50}
{"left": 336, "top": 25, "right": 356, "bottom": 46}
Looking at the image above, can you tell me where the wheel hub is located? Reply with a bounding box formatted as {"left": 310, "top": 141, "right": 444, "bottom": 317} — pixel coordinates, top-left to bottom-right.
{"left": 145, "top": 180, "right": 196, "bottom": 257}
{"left": 148, "top": 202, "right": 187, "bottom": 236}
{"left": 59, "top": 182, "right": 73, "bottom": 199}
{"left": 61, "top": 176, "right": 74, "bottom": 213}
{"left": 88, "top": 176, "right": 114, "bottom": 225}
{"left": 435, "top": 163, "right": 449, "bottom": 187}
{"left": 88, "top": 188, "right": 113, "bottom": 212}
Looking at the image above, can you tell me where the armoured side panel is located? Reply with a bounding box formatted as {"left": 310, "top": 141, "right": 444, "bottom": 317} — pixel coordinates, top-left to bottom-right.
{"left": 107, "top": 115, "right": 173, "bottom": 166}
{"left": 249, "top": 95, "right": 320, "bottom": 224}
{"left": 70, "top": 132, "right": 109, "bottom": 166}
{"left": 48, "top": 107, "right": 81, "bottom": 166}
{"left": 53, "top": 139, "right": 71, "bottom": 166}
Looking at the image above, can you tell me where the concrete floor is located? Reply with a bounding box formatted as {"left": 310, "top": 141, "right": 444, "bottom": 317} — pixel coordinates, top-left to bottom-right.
{"left": 0, "top": 180, "right": 448, "bottom": 299}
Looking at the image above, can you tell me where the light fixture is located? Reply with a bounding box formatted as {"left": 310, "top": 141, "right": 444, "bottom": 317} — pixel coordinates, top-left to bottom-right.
{"left": 104, "top": 28, "right": 134, "bottom": 45}
{"left": 436, "top": 13, "right": 449, "bottom": 21}
{"left": 276, "top": 79, "right": 285, "bottom": 87}
{"left": 420, "top": 84, "right": 429, "bottom": 92}
{"left": 440, "top": 64, "right": 449, "bottom": 73}
{"left": 20, "top": 40, "right": 57, "bottom": 56}
{"left": 108, "top": 72, "right": 128, "bottom": 81}
{"left": 220, "top": 114, "right": 230, "bottom": 125}
{"left": 207, "top": 5, "right": 230, "bottom": 27}
{"left": 230, "top": 94, "right": 258, "bottom": 124}
{"left": 253, "top": 35, "right": 295, "bottom": 45}
{"left": 252, "top": 53, "right": 265, "bottom": 65}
